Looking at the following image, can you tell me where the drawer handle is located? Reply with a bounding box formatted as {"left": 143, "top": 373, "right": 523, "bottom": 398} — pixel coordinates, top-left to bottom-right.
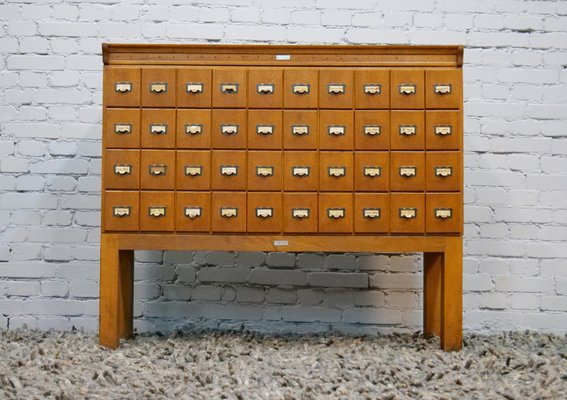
{"left": 256, "top": 208, "right": 273, "bottom": 218}
{"left": 257, "top": 83, "right": 274, "bottom": 94}
{"left": 435, "top": 166, "right": 453, "bottom": 177}
{"left": 328, "top": 167, "right": 346, "bottom": 177}
{"left": 150, "top": 124, "right": 167, "bottom": 135}
{"left": 185, "top": 165, "right": 203, "bottom": 177}
{"left": 221, "top": 124, "right": 239, "bottom": 135}
{"left": 148, "top": 207, "right": 166, "bottom": 218}
{"left": 435, "top": 208, "right": 453, "bottom": 219}
{"left": 364, "top": 84, "right": 382, "bottom": 95}
{"left": 399, "top": 125, "right": 416, "bottom": 136}
{"left": 399, "top": 166, "right": 416, "bottom": 177}
{"left": 114, "top": 82, "right": 132, "bottom": 93}
{"left": 292, "top": 208, "right": 310, "bottom": 219}
{"left": 186, "top": 83, "right": 204, "bottom": 94}
{"left": 434, "top": 84, "right": 452, "bottom": 95}
{"left": 114, "top": 124, "right": 132, "bottom": 134}
{"left": 220, "top": 207, "right": 238, "bottom": 218}
{"left": 220, "top": 166, "right": 238, "bottom": 176}
{"left": 112, "top": 206, "right": 131, "bottom": 217}
{"left": 363, "top": 167, "right": 382, "bottom": 177}
{"left": 292, "top": 84, "right": 310, "bottom": 94}
{"left": 435, "top": 125, "right": 452, "bottom": 136}
{"left": 327, "top": 208, "right": 345, "bottom": 219}
{"left": 292, "top": 125, "right": 309, "bottom": 136}
{"left": 184, "top": 207, "right": 202, "bottom": 219}
{"left": 399, "top": 84, "right": 416, "bottom": 95}
{"left": 328, "top": 125, "right": 345, "bottom": 136}
{"left": 399, "top": 208, "right": 417, "bottom": 219}
{"left": 364, "top": 125, "right": 381, "bottom": 136}
{"left": 150, "top": 82, "right": 167, "bottom": 93}
{"left": 114, "top": 165, "right": 131, "bottom": 175}
{"left": 256, "top": 166, "right": 274, "bottom": 177}
{"left": 363, "top": 208, "right": 381, "bottom": 219}
{"left": 256, "top": 125, "right": 274, "bottom": 135}
{"left": 328, "top": 84, "right": 345, "bottom": 94}
{"left": 220, "top": 83, "right": 238, "bottom": 94}
{"left": 148, "top": 164, "right": 167, "bottom": 176}
{"left": 185, "top": 124, "right": 203, "bottom": 135}
{"left": 292, "top": 166, "right": 310, "bottom": 177}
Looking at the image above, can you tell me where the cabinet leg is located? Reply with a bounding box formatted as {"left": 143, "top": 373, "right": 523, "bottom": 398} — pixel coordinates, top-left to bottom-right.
{"left": 441, "top": 236, "right": 463, "bottom": 351}
{"left": 424, "top": 252, "right": 442, "bottom": 338}
{"left": 99, "top": 234, "right": 134, "bottom": 349}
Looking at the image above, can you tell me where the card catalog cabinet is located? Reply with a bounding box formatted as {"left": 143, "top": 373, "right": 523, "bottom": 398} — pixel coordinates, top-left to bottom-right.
{"left": 100, "top": 44, "right": 464, "bottom": 352}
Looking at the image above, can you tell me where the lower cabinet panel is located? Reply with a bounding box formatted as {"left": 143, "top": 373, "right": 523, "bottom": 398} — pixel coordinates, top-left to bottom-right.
{"left": 104, "top": 191, "right": 139, "bottom": 231}
{"left": 211, "top": 192, "right": 246, "bottom": 232}
{"left": 390, "top": 193, "right": 425, "bottom": 233}
{"left": 319, "top": 193, "right": 353, "bottom": 233}
{"left": 176, "top": 191, "right": 211, "bottom": 232}
{"left": 354, "top": 193, "right": 390, "bottom": 233}
{"left": 247, "top": 192, "right": 282, "bottom": 233}
{"left": 283, "top": 192, "right": 318, "bottom": 233}
{"left": 140, "top": 191, "right": 175, "bottom": 232}
{"left": 426, "top": 193, "right": 462, "bottom": 234}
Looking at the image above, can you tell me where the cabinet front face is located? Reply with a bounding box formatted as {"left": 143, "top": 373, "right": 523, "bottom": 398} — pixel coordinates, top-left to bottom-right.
{"left": 211, "top": 109, "right": 247, "bottom": 149}
{"left": 104, "top": 108, "right": 140, "bottom": 149}
{"left": 211, "top": 150, "right": 246, "bottom": 190}
{"left": 247, "top": 151, "right": 282, "bottom": 191}
{"left": 319, "top": 193, "right": 353, "bottom": 233}
{"left": 426, "top": 193, "right": 462, "bottom": 234}
{"left": 354, "top": 193, "right": 390, "bottom": 233}
{"left": 141, "top": 109, "right": 176, "bottom": 149}
{"left": 104, "top": 149, "right": 140, "bottom": 190}
{"left": 211, "top": 191, "right": 246, "bottom": 232}
{"left": 176, "top": 150, "right": 211, "bottom": 191}
{"left": 177, "top": 68, "right": 212, "bottom": 108}
{"left": 426, "top": 151, "right": 461, "bottom": 192}
{"left": 140, "top": 150, "right": 175, "bottom": 190}
{"left": 247, "top": 192, "right": 282, "bottom": 233}
{"left": 355, "top": 69, "right": 390, "bottom": 109}
{"left": 319, "top": 69, "right": 354, "bottom": 109}
{"left": 426, "top": 69, "right": 462, "bottom": 109}
{"left": 104, "top": 191, "right": 139, "bottom": 231}
{"left": 283, "top": 151, "right": 318, "bottom": 191}
{"left": 104, "top": 67, "right": 140, "bottom": 107}
{"left": 283, "top": 69, "right": 318, "bottom": 109}
{"left": 390, "top": 151, "right": 425, "bottom": 192}
{"left": 319, "top": 110, "right": 354, "bottom": 150}
{"left": 390, "top": 69, "right": 425, "bottom": 109}
{"left": 141, "top": 68, "right": 176, "bottom": 108}
{"left": 354, "top": 110, "right": 390, "bottom": 151}
{"left": 425, "top": 110, "right": 461, "bottom": 150}
{"left": 390, "top": 193, "right": 425, "bottom": 233}
{"left": 283, "top": 192, "right": 318, "bottom": 233}
{"left": 176, "top": 109, "right": 211, "bottom": 149}
{"left": 354, "top": 152, "right": 390, "bottom": 192}
{"left": 212, "top": 68, "right": 247, "bottom": 108}
{"left": 140, "top": 191, "right": 175, "bottom": 232}
{"left": 248, "top": 110, "right": 283, "bottom": 149}
{"left": 283, "top": 110, "right": 318, "bottom": 150}
{"left": 248, "top": 68, "right": 283, "bottom": 109}
{"left": 390, "top": 111, "right": 425, "bottom": 150}
{"left": 320, "top": 151, "right": 354, "bottom": 192}
{"left": 176, "top": 191, "right": 210, "bottom": 232}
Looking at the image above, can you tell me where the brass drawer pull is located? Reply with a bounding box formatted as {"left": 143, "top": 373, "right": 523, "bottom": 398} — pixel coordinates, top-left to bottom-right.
{"left": 399, "top": 208, "right": 417, "bottom": 219}
{"left": 364, "top": 125, "right": 381, "bottom": 136}
{"left": 435, "top": 126, "right": 452, "bottom": 136}
{"left": 256, "top": 208, "right": 273, "bottom": 218}
{"left": 364, "top": 84, "right": 382, "bottom": 95}
{"left": 363, "top": 166, "right": 382, "bottom": 177}
{"left": 148, "top": 207, "right": 166, "bottom": 217}
{"left": 434, "top": 84, "right": 452, "bottom": 95}
{"left": 186, "top": 83, "right": 203, "bottom": 93}
{"left": 185, "top": 165, "right": 203, "bottom": 177}
{"left": 220, "top": 83, "right": 238, "bottom": 94}
{"left": 112, "top": 206, "right": 131, "bottom": 217}
{"left": 148, "top": 164, "right": 167, "bottom": 176}
{"left": 292, "top": 125, "right": 309, "bottom": 136}
{"left": 327, "top": 208, "right": 345, "bottom": 219}
{"left": 328, "top": 125, "right": 345, "bottom": 136}
{"left": 435, "top": 166, "right": 453, "bottom": 177}
{"left": 328, "top": 84, "right": 345, "bottom": 94}
{"left": 114, "top": 82, "right": 132, "bottom": 93}
{"left": 399, "top": 166, "right": 416, "bottom": 177}
{"left": 435, "top": 208, "right": 453, "bottom": 219}
{"left": 399, "top": 125, "right": 416, "bottom": 136}
{"left": 256, "top": 166, "right": 274, "bottom": 177}
{"left": 328, "top": 167, "right": 346, "bottom": 177}
{"left": 292, "top": 166, "right": 310, "bottom": 177}
{"left": 220, "top": 166, "right": 238, "bottom": 176}
{"left": 221, "top": 124, "right": 239, "bottom": 135}
{"left": 185, "top": 124, "right": 203, "bottom": 135}
{"left": 257, "top": 83, "right": 274, "bottom": 94}
{"left": 149, "top": 82, "right": 167, "bottom": 93}
{"left": 399, "top": 84, "right": 416, "bottom": 95}
{"left": 114, "top": 124, "right": 132, "bottom": 134}
{"left": 256, "top": 125, "right": 274, "bottom": 135}
{"left": 184, "top": 207, "right": 202, "bottom": 219}
{"left": 150, "top": 124, "right": 167, "bottom": 135}
{"left": 292, "top": 208, "right": 310, "bottom": 219}
{"left": 292, "top": 84, "right": 310, "bottom": 94}
{"left": 363, "top": 208, "right": 381, "bottom": 219}
{"left": 114, "top": 165, "right": 131, "bottom": 175}
{"left": 220, "top": 208, "right": 238, "bottom": 218}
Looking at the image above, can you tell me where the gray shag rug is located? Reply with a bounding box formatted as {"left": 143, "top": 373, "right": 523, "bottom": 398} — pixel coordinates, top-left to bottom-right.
{"left": 0, "top": 329, "right": 566, "bottom": 399}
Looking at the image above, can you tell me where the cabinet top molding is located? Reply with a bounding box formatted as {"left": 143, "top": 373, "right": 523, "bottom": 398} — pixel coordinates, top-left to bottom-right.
{"left": 102, "top": 43, "right": 464, "bottom": 67}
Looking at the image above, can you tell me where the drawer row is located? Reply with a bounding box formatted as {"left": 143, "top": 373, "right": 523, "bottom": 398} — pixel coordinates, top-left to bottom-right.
{"left": 105, "top": 66, "right": 461, "bottom": 110}
{"left": 104, "top": 109, "right": 462, "bottom": 151}
{"left": 104, "top": 191, "right": 462, "bottom": 234}
{"left": 104, "top": 150, "right": 461, "bottom": 192}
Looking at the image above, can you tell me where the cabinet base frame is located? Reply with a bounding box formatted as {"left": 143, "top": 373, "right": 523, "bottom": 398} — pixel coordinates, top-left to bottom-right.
{"left": 99, "top": 233, "right": 462, "bottom": 351}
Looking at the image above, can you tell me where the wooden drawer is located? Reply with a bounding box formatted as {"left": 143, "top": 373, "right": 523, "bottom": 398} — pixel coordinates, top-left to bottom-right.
{"left": 319, "top": 110, "right": 354, "bottom": 150}
{"left": 177, "top": 68, "right": 212, "bottom": 108}
{"left": 248, "top": 68, "right": 283, "bottom": 109}
{"left": 211, "top": 150, "right": 246, "bottom": 190}
{"left": 141, "top": 68, "right": 176, "bottom": 107}
{"left": 176, "top": 150, "right": 210, "bottom": 191}
{"left": 354, "top": 110, "right": 390, "bottom": 150}
{"left": 426, "top": 69, "right": 462, "bottom": 109}
{"left": 320, "top": 151, "right": 353, "bottom": 192}
{"left": 283, "top": 151, "right": 318, "bottom": 191}
{"left": 426, "top": 193, "right": 462, "bottom": 234}
{"left": 390, "top": 193, "right": 425, "bottom": 233}
{"left": 390, "top": 111, "right": 425, "bottom": 150}
{"left": 211, "top": 109, "right": 247, "bottom": 149}
{"left": 283, "top": 69, "right": 318, "bottom": 109}
{"left": 390, "top": 69, "right": 424, "bottom": 109}
{"left": 248, "top": 110, "right": 282, "bottom": 149}
{"left": 140, "top": 150, "right": 175, "bottom": 190}
{"left": 176, "top": 109, "right": 211, "bottom": 149}
{"left": 247, "top": 151, "right": 282, "bottom": 191}
{"left": 140, "top": 191, "right": 175, "bottom": 232}
{"left": 426, "top": 151, "right": 461, "bottom": 192}
{"left": 319, "top": 69, "right": 354, "bottom": 109}
{"left": 104, "top": 108, "right": 140, "bottom": 149}
{"left": 426, "top": 110, "right": 461, "bottom": 150}
{"left": 104, "top": 191, "right": 139, "bottom": 231}
{"left": 319, "top": 193, "right": 353, "bottom": 233}
{"left": 354, "top": 152, "right": 389, "bottom": 192}
{"left": 141, "top": 109, "right": 176, "bottom": 149}
{"left": 283, "top": 110, "right": 318, "bottom": 150}
{"left": 211, "top": 191, "right": 246, "bottom": 232}
{"left": 354, "top": 193, "right": 389, "bottom": 233}
{"left": 104, "top": 66, "right": 140, "bottom": 107}
{"left": 390, "top": 151, "right": 425, "bottom": 192}
{"left": 283, "top": 192, "right": 318, "bottom": 233}
{"left": 104, "top": 150, "right": 139, "bottom": 190}
{"left": 212, "top": 68, "right": 247, "bottom": 108}
{"left": 247, "top": 192, "right": 282, "bottom": 233}
{"left": 355, "top": 69, "right": 390, "bottom": 109}
{"left": 176, "top": 191, "right": 210, "bottom": 232}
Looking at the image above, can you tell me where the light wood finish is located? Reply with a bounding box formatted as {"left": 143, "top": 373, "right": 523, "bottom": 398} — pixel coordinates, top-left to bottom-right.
{"left": 283, "top": 192, "right": 318, "bottom": 233}
{"left": 319, "top": 69, "right": 354, "bottom": 109}
{"left": 212, "top": 67, "right": 247, "bottom": 108}
{"left": 247, "top": 151, "right": 282, "bottom": 191}
{"left": 103, "top": 66, "right": 140, "bottom": 107}
{"left": 247, "top": 192, "right": 283, "bottom": 233}
{"left": 283, "top": 151, "right": 319, "bottom": 191}
{"left": 425, "top": 69, "right": 462, "bottom": 109}
{"left": 176, "top": 191, "right": 210, "bottom": 232}
{"left": 247, "top": 110, "right": 283, "bottom": 149}
{"left": 425, "top": 151, "right": 461, "bottom": 192}
{"left": 104, "top": 150, "right": 140, "bottom": 190}
{"left": 283, "top": 110, "right": 318, "bottom": 149}
{"left": 319, "top": 151, "right": 354, "bottom": 192}
{"left": 426, "top": 193, "right": 463, "bottom": 234}
{"left": 354, "top": 110, "right": 390, "bottom": 151}
{"left": 104, "top": 109, "right": 140, "bottom": 149}
{"left": 390, "top": 193, "right": 425, "bottom": 233}
{"left": 390, "top": 111, "right": 425, "bottom": 151}
{"left": 354, "top": 151, "right": 390, "bottom": 192}
{"left": 319, "top": 110, "right": 354, "bottom": 150}
{"left": 319, "top": 193, "right": 353, "bottom": 233}
{"left": 176, "top": 109, "right": 211, "bottom": 149}
{"left": 176, "top": 68, "right": 212, "bottom": 108}
{"left": 140, "top": 150, "right": 175, "bottom": 190}
{"left": 211, "top": 191, "right": 246, "bottom": 232}
{"left": 355, "top": 69, "right": 390, "bottom": 109}
{"left": 390, "top": 151, "right": 425, "bottom": 192}
{"left": 283, "top": 69, "right": 318, "bottom": 109}
{"left": 140, "top": 191, "right": 175, "bottom": 232}
{"left": 211, "top": 109, "right": 247, "bottom": 149}
{"left": 141, "top": 68, "right": 176, "bottom": 108}
{"left": 425, "top": 110, "right": 462, "bottom": 150}
{"left": 248, "top": 68, "right": 283, "bottom": 109}
{"left": 354, "top": 193, "right": 390, "bottom": 233}
{"left": 211, "top": 150, "right": 246, "bottom": 190}
{"left": 176, "top": 150, "right": 210, "bottom": 191}
{"left": 141, "top": 108, "right": 176, "bottom": 149}
{"left": 390, "top": 69, "right": 425, "bottom": 109}
{"left": 104, "top": 191, "right": 139, "bottom": 231}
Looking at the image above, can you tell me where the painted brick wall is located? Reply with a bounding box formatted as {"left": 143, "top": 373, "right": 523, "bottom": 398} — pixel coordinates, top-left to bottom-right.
{"left": 1, "top": 0, "right": 566, "bottom": 334}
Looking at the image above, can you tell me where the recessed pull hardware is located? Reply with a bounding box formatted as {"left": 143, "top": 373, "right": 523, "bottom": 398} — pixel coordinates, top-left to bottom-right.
{"left": 399, "top": 126, "right": 416, "bottom": 136}
{"left": 220, "top": 166, "right": 238, "bottom": 176}
{"left": 434, "top": 84, "right": 452, "bottom": 94}
{"left": 435, "top": 166, "right": 453, "bottom": 177}
{"left": 399, "top": 208, "right": 416, "bottom": 219}
{"left": 399, "top": 166, "right": 416, "bottom": 177}
{"left": 292, "top": 84, "right": 310, "bottom": 94}
{"left": 364, "top": 125, "right": 381, "bottom": 136}
{"left": 364, "top": 167, "right": 382, "bottom": 177}
{"left": 327, "top": 208, "right": 345, "bottom": 219}
{"left": 328, "top": 126, "right": 345, "bottom": 136}
{"left": 114, "top": 165, "right": 131, "bottom": 175}
{"left": 220, "top": 83, "right": 238, "bottom": 94}
{"left": 185, "top": 124, "right": 203, "bottom": 135}
{"left": 184, "top": 166, "right": 203, "bottom": 177}
{"left": 435, "top": 208, "right": 453, "bottom": 219}
{"left": 184, "top": 207, "right": 202, "bottom": 219}
{"left": 328, "top": 167, "right": 346, "bottom": 177}
{"left": 114, "top": 82, "right": 132, "bottom": 93}
{"left": 113, "top": 206, "right": 131, "bottom": 217}
{"left": 257, "top": 83, "right": 274, "bottom": 94}
{"left": 364, "top": 84, "right": 381, "bottom": 95}
{"left": 292, "top": 166, "right": 310, "bottom": 177}
{"left": 363, "top": 208, "right": 381, "bottom": 219}
{"left": 148, "top": 207, "right": 166, "bottom": 217}
{"left": 186, "top": 83, "right": 203, "bottom": 93}
{"left": 256, "top": 208, "right": 273, "bottom": 218}
{"left": 328, "top": 84, "right": 345, "bottom": 94}
{"left": 150, "top": 124, "right": 167, "bottom": 135}
{"left": 220, "top": 208, "right": 238, "bottom": 218}
{"left": 114, "top": 124, "right": 132, "bottom": 134}
{"left": 399, "top": 84, "right": 416, "bottom": 95}
{"left": 150, "top": 82, "right": 167, "bottom": 93}
{"left": 292, "top": 208, "right": 310, "bottom": 219}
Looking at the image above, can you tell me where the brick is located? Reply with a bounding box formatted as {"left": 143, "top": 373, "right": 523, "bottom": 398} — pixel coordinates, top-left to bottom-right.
{"left": 356, "top": 255, "right": 389, "bottom": 271}
{"left": 177, "top": 266, "right": 196, "bottom": 283}
{"left": 347, "top": 28, "right": 407, "bottom": 44}
{"left": 297, "top": 253, "right": 325, "bottom": 270}
{"left": 315, "top": 0, "right": 373, "bottom": 9}
{"left": 74, "top": 211, "right": 100, "bottom": 227}
{"left": 70, "top": 280, "right": 99, "bottom": 298}
{"left": 479, "top": 293, "right": 508, "bottom": 310}
{"left": 203, "top": 303, "right": 262, "bottom": 320}
{"left": 163, "top": 251, "right": 193, "bottom": 264}
{"left": 30, "top": 159, "right": 88, "bottom": 175}
{"left": 236, "top": 286, "right": 264, "bottom": 303}
{"left": 480, "top": 223, "right": 508, "bottom": 239}
{"left": 99, "top": 22, "right": 142, "bottom": 38}
{"left": 326, "top": 289, "right": 354, "bottom": 307}
{"left": 133, "top": 283, "right": 160, "bottom": 300}
{"left": 163, "top": 284, "right": 191, "bottom": 301}
{"left": 250, "top": 269, "right": 306, "bottom": 286}
{"left": 24, "top": 299, "right": 85, "bottom": 316}
{"left": 385, "top": 292, "right": 417, "bottom": 309}
{"left": 343, "top": 308, "right": 402, "bottom": 324}
{"left": 58, "top": 262, "right": 98, "bottom": 280}
{"left": 206, "top": 251, "right": 235, "bottom": 266}
{"left": 41, "top": 280, "right": 69, "bottom": 297}
{"left": 38, "top": 317, "right": 71, "bottom": 331}
{"left": 77, "top": 176, "right": 101, "bottom": 192}
{"left": 39, "top": 22, "right": 97, "bottom": 37}
{"left": 10, "top": 244, "right": 42, "bottom": 261}
{"left": 71, "top": 246, "right": 99, "bottom": 261}
{"left": 135, "top": 249, "right": 162, "bottom": 262}
{"left": 9, "top": 317, "right": 38, "bottom": 330}
{"left": 541, "top": 296, "right": 567, "bottom": 311}
{"left": 44, "top": 246, "right": 73, "bottom": 262}
{"left": 61, "top": 195, "right": 100, "bottom": 209}
{"left": 167, "top": 23, "right": 224, "bottom": 40}
{"left": 309, "top": 272, "right": 367, "bottom": 288}
{"left": 199, "top": 266, "right": 249, "bottom": 283}
{"left": 354, "top": 291, "right": 385, "bottom": 307}
{"left": 530, "top": 33, "right": 567, "bottom": 49}
{"left": 540, "top": 260, "right": 567, "bottom": 278}
{"left": 6, "top": 281, "right": 40, "bottom": 297}
{"left": 236, "top": 251, "right": 265, "bottom": 267}
{"left": 288, "top": 26, "right": 344, "bottom": 43}
{"left": 262, "top": 8, "right": 290, "bottom": 24}
{"left": 526, "top": 243, "right": 567, "bottom": 258}
{"left": 7, "top": 21, "right": 37, "bottom": 36}
{"left": 390, "top": 256, "right": 419, "bottom": 272}
{"left": 510, "top": 293, "right": 539, "bottom": 310}
{"left": 370, "top": 273, "right": 421, "bottom": 289}
{"left": 326, "top": 254, "right": 356, "bottom": 270}
{"left": 0, "top": 246, "right": 9, "bottom": 262}
{"left": 297, "top": 288, "right": 325, "bottom": 305}
{"left": 0, "top": 193, "right": 58, "bottom": 210}
{"left": 495, "top": 276, "right": 554, "bottom": 293}
{"left": 557, "top": 279, "right": 567, "bottom": 295}
{"left": 465, "top": 170, "right": 525, "bottom": 188}
{"left": 16, "top": 175, "right": 45, "bottom": 191}
{"left": 1, "top": 157, "right": 28, "bottom": 173}
{"left": 269, "top": 306, "right": 342, "bottom": 323}
{"left": 192, "top": 285, "right": 222, "bottom": 301}
{"left": 144, "top": 302, "right": 203, "bottom": 318}
{"left": 464, "top": 274, "right": 493, "bottom": 291}
{"left": 230, "top": 7, "right": 260, "bottom": 23}
{"left": 528, "top": 104, "right": 567, "bottom": 120}
{"left": 16, "top": 140, "right": 47, "bottom": 156}
{"left": 44, "top": 211, "right": 73, "bottom": 226}
{"left": 267, "top": 252, "right": 295, "bottom": 268}
{"left": 265, "top": 288, "right": 297, "bottom": 304}
{"left": 494, "top": 208, "right": 552, "bottom": 223}
{"left": 7, "top": 55, "right": 65, "bottom": 71}
{"left": 222, "top": 287, "right": 236, "bottom": 302}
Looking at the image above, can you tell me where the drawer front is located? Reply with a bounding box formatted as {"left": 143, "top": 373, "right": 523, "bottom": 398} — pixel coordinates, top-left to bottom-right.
{"left": 248, "top": 110, "right": 283, "bottom": 149}
{"left": 283, "top": 110, "right": 318, "bottom": 150}
{"left": 212, "top": 68, "right": 247, "bottom": 108}
{"left": 211, "top": 109, "right": 247, "bottom": 149}
{"left": 247, "top": 151, "right": 282, "bottom": 191}
{"left": 141, "top": 109, "right": 176, "bottom": 149}
{"left": 355, "top": 69, "right": 390, "bottom": 109}
{"left": 354, "top": 193, "right": 390, "bottom": 233}
{"left": 354, "top": 110, "right": 390, "bottom": 151}
{"left": 247, "top": 192, "right": 282, "bottom": 233}
{"left": 426, "top": 69, "right": 461, "bottom": 109}
{"left": 320, "top": 151, "right": 353, "bottom": 192}
{"left": 140, "top": 150, "right": 175, "bottom": 190}
{"left": 319, "top": 193, "right": 353, "bottom": 233}
{"left": 104, "top": 149, "right": 140, "bottom": 190}
{"left": 426, "top": 151, "right": 461, "bottom": 192}
{"left": 283, "top": 151, "right": 318, "bottom": 191}
{"left": 177, "top": 68, "right": 212, "bottom": 108}
{"left": 390, "top": 69, "right": 425, "bottom": 109}
{"left": 104, "top": 67, "right": 140, "bottom": 107}
{"left": 283, "top": 192, "right": 318, "bottom": 233}
{"left": 211, "top": 191, "right": 246, "bottom": 232}
{"left": 319, "top": 110, "right": 354, "bottom": 150}
{"left": 141, "top": 68, "right": 176, "bottom": 107}
{"left": 176, "top": 109, "right": 211, "bottom": 149}
{"left": 211, "top": 150, "right": 246, "bottom": 190}
{"left": 248, "top": 68, "right": 283, "bottom": 109}
{"left": 176, "top": 150, "right": 210, "bottom": 191}
{"left": 354, "top": 152, "right": 390, "bottom": 192}
{"left": 319, "top": 69, "right": 354, "bottom": 109}
{"left": 104, "top": 108, "right": 140, "bottom": 149}
{"left": 283, "top": 69, "right": 318, "bottom": 109}
{"left": 390, "top": 111, "right": 425, "bottom": 150}
{"left": 390, "top": 151, "right": 425, "bottom": 192}
{"left": 104, "top": 191, "right": 139, "bottom": 231}
{"left": 176, "top": 191, "right": 210, "bottom": 232}
{"left": 425, "top": 110, "right": 461, "bottom": 150}
{"left": 390, "top": 193, "right": 425, "bottom": 233}
{"left": 140, "top": 191, "right": 175, "bottom": 232}
{"left": 426, "top": 193, "right": 462, "bottom": 234}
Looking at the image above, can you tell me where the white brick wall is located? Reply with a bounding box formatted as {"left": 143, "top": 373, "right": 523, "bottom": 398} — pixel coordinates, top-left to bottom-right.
{"left": 0, "top": 0, "right": 566, "bottom": 335}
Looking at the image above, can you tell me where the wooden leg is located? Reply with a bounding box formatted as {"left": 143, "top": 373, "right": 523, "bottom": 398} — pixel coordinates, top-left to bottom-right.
{"left": 441, "top": 236, "right": 463, "bottom": 351}
{"left": 423, "top": 252, "right": 442, "bottom": 338}
{"left": 99, "top": 234, "right": 134, "bottom": 349}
